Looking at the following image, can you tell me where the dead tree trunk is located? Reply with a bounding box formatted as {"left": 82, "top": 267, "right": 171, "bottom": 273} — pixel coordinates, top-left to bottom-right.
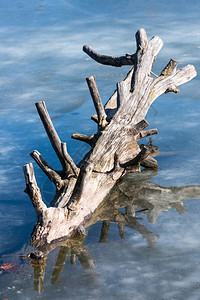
{"left": 23, "top": 29, "right": 197, "bottom": 248}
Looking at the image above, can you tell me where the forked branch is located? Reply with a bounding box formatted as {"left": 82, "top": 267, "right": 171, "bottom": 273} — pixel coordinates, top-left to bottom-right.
{"left": 30, "top": 150, "right": 63, "bottom": 190}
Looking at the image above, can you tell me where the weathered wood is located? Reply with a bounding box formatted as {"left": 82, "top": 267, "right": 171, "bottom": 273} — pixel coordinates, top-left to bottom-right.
{"left": 91, "top": 114, "right": 99, "bottom": 124}
{"left": 137, "top": 129, "right": 158, "bottom": 140}
{"left": 86, "top": 76, "right": 108, "bottom": 128}
{"left": 23, "top": 163, "right": 47, "bottom": 219}
{"left": 30, "top": 150, "right": 63, "bottom": 189}
{"left": 83, "top": 45, "right": 135, "bottom": 67}
{"left": 71, "top": 132, "right": 95, "bottom": 146}
{"left": 35, "top": 101, "right": 69, "bottom": 172}
{"left": 61, "top": 142, "right": 79, "bottom": 178}
{"left": 22, "top": 167, "right": 200, "bottom": 293}
{"left": 23, "top": 28, "right": 197, "bottom": 249}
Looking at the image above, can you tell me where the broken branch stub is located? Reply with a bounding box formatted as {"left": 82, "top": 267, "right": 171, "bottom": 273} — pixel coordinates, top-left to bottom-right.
{"left": 23, "top": 28, "right": 197, "bottom": 248}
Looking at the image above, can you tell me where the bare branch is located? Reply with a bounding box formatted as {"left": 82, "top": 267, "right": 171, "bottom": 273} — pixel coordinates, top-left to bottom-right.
{"left": 83, "top": 45, "right": 135, "bottom": 67}
{"left": 30, "top": 150, "right": 63, "bottom": 190}
{"left": 173, "top": 64, "right": 197, "bottom": 86}
{"left": 61, "top": 142, "right": 79, "bottom": 178}
{"left": 23, "top": 28, "right": 197, "bottom": 248}
{"left": 122, "top": 146, "right": 150, "bottom": 170}
{"left": 86, "top": 76, "right": 108, "bottom": 128}
{"left": 104, "top": 68, "right": 134, "bottom": 120}
{"left": 132, "top": 119, "right": 149, "bottom": 135}
{"left": 91, "top": 114, "right": 98, "bottom": 124}
{"left": 71, "top": 132, "right": 95, "bottom": 146}
{"left": 35, "top": 101, "right": 69, "bottom": 172}
{"left": 136, "top": 28, "right": 148, "bottom": 51}
{"left": 67, "top": 162, "right": 94, "bottom": 212}
{"left": 161, "top": 59, "right": 178, "bottom": 76}
{"left": 23, "top": 163, "right": 47, "bottom": 219}
{"left": 152, "top": 64, "right": 197, "bottom": 102}
{"left": 137, "top": 129, "right": 158, "bottom": 140}
{"left": 50, "top": 176, "right": 77, "bottom": 208}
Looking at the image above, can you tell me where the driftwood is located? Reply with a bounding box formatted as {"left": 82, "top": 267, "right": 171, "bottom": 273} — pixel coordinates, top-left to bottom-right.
{"left": 23, "top": 28, "right": 197, "bottom": 249}
{"left": 25, "top": 170, "right": 200, "bottom": 292}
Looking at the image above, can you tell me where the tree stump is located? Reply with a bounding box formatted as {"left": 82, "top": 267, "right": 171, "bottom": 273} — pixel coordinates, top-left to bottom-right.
{"left": 23, "top": 28, "right": 197, "bottom": 248}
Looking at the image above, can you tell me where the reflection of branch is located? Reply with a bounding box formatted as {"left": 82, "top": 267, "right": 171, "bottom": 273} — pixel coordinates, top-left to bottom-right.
{"left": 70, "top": 249, "right": 76, "bottom": 265}
{"left": 31, "top": 258, "right": 47, "bottom": 293}
{"left": 116, "top": 171, "right": 200, "bottom": 224}
{"left": 99, "top": 220, "right": 110, "bottom": 243}
{"left": 35, "top": 240, "right": 95, "bottom": 287}
{"left": 51, "top": 246, "right": 70, "bottom": 284}
{"left": 114, "top": 212, "right": 158, "bottom": 247}
{"left": 85, "top": 169, "right": 200, "bottom": 246}
{"left": 27, "top": 169, "right": 200, "bottom": 292}
{"left": 118, "top": 223, "right": 125, "bottom": 239}
{"left": 72, "top": 243, "right": 95, "bottom": 270}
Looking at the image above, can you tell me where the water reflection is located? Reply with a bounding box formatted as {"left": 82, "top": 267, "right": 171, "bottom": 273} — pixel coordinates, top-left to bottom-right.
{"left": 25, "top": 169, "right": 200, "bottom": 292}
{"left": 27, "top": 234, "right": 95, "bottom": 292}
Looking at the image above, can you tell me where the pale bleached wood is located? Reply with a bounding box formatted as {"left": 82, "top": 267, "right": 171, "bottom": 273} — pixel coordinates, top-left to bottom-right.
{"left": 30, "top": 150, "right": 63, "bottom": 189}
{"left": 35, "top": 101, "right": 69, "bottom": 172}
{"left": 137, "top": 129, "right": 158, "bottom": 140}
{"left": 71, "top": 132, "right": 95, "bottom": 146}
{"left": 24, "top": 28, "right": 197, "bottom": 249}
{"left": 86, "top": 76, "right": 108, "bottom": 128}
{"left": 23, "top": 163, "right": 47, "bottom": 219}
{"left": 61, "top": 142, "right": 79, "bottom": 178}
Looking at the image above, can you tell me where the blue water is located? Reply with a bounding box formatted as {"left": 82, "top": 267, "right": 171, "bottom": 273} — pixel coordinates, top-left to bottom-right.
{"left": 0, "top": 1, "right": 200, "bottom": 299}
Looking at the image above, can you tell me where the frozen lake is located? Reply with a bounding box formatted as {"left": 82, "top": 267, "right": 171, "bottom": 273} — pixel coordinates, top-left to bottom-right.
{"left": 0, "top": 1, "right": 200, "bottom": 299}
